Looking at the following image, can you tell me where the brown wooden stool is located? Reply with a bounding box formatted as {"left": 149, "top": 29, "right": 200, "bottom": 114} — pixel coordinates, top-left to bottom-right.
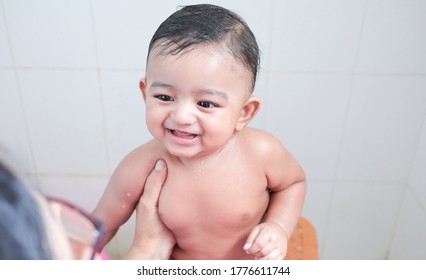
{"left": 284, "top": 217, "right": 318, "bottom": 260}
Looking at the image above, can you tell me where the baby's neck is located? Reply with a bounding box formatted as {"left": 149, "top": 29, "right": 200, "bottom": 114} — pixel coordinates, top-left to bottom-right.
{"left": 175, "top": 149, "right": 224, "bottom": 168}
{"left": 174, "top": 139, "right": 237, "bottom": 168}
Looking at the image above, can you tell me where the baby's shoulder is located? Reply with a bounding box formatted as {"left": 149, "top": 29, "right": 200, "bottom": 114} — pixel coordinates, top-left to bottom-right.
{"left": 237, "top": 127, "right": 285, "bottom": 162}
{"left": 132, "top": 139, "right": 166, "bottom": 156}
{"left": 118, "top": 139, "right": 169, "bottom": 169}
{"left": 239, "top": 127, "right": 284, "bottom": 151}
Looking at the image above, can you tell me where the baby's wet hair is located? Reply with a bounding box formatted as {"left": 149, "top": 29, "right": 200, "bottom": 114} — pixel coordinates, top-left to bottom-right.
{"left": 148, "top": 4, "right": 260, "bottom": 91}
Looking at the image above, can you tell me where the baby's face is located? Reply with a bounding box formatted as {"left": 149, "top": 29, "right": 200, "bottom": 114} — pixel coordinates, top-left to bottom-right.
{"left": 142, "top": 44, "right": 253, "bottom": 160}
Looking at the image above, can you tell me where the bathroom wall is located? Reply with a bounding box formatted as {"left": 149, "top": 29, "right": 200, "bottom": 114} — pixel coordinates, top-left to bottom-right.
{"left": 0, "top": 0, "right": 425, "bottom": 259}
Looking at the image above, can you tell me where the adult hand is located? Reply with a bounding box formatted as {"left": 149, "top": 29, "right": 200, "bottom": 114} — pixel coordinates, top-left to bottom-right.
{"left": 124, "top": 159, "right": 175, "bottom": 259}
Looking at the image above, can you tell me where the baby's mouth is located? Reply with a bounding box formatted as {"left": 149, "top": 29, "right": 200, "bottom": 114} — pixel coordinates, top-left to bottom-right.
{"left": 169, "top": 129, "right": 198, "bottom": 139}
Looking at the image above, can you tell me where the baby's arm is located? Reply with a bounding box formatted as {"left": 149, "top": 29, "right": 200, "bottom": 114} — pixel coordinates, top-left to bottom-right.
{"left": 244, "top": 132, "right": 306, "bottom": 260}
{"left": 92, "top": 141, "right": 161, "bottom": 249}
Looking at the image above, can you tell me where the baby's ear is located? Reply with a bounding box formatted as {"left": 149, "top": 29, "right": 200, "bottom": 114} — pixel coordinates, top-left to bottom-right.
{"left": 139, "top": 78, "right": 147, "bottom": 101}
{"left": 236, "top": 96, "right": 260, "bottom": 131}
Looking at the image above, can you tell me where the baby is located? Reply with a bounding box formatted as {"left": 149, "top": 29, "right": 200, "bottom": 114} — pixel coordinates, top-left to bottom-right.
{"left": 93, "top": 4, "right": 306, "bottom": 260}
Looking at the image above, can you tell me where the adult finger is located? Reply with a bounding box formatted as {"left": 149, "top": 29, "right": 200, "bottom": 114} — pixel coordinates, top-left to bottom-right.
{"left": 139, "top": 159, "right": 167, "bottom": 208}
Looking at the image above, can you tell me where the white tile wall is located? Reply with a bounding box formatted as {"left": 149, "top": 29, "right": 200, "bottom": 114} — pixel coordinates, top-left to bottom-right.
{"left": 264, "top": 73, "right": 352, "bottom": 181}
{"left": 323, "top": 182, "right": 405, "bottom": 259}
{"left": 0, "top": 4, "right": 13, "bottom": 67}
{"left": 337, "top": 76, "right": 426, "bottom": 183}
{"left": 356, "top": 0, "right": 426, "bottom": 74}
{"left": 18, "top": 69, "right": 109, "bottom": 175}
{"left": 100, "top": 70, "right": 150, "bottom": 171}
{"left": 409, "top": 119, "right": 426, "bottom": 209}
{"left": 0, "top": 0, "right": 425, "bottom": 260}
{"left": 269, "top": 0, "right": 366, "bottom": 72}
{"left": 92, "top": 0, "right": 179, "bottom": 69}
{"left": 393, "top": 117, "right": 426, "bottom": 260}
{"left": 389, "top": 189, "right": 426, "bottom": 259}
{"left": 3, "top": 0, "right": 97, "bottom": 68}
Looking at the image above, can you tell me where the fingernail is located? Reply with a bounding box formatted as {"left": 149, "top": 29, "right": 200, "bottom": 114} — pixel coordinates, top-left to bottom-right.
{"left": 155, "top": 160, "right": 165, "bottom": 171}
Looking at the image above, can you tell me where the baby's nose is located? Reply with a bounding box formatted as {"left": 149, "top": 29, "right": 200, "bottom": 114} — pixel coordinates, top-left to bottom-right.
{"left": 171, "top": 103, "right": 196, "bottom": 125}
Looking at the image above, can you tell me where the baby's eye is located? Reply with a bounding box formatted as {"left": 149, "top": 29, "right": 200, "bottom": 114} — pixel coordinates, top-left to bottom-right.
{"left": 154, "top": 95, "right": 174, "bottom": 102}
{"left": 197, "top": 101, "right": 217, "bottom": 108}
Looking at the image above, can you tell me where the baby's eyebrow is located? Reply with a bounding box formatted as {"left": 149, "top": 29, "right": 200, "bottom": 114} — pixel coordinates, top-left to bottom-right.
{"left": 150, "top": 81, "right": 172, "bottom": 89}
{"left": 199, "top": 88, "right": 229, "bottom": 100}
{"left": 150, "top": 81, "right": 228, "bottom": 100}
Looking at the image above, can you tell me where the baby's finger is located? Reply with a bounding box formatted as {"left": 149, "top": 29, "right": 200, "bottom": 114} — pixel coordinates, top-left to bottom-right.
{"left": 254, "top": 241, "right": 276, "bottom": 259}
{"left": 256, "top": 248, "right": 283, "bottom": 260}
{"left": 244, "top": 226, "right": 260, "bottom": 251}
{"left": 246, "top": 232, "right": 271, "bottom": 255}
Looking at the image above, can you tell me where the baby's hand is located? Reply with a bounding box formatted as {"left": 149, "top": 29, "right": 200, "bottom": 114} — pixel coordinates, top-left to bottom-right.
{"left": 244, "top": 222, "right": 288, "bottom": 260}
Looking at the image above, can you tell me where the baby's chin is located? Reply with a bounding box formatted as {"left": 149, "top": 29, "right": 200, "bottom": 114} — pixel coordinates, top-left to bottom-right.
{"left": 165, "top": 147, "right": 217, "bottom": 163}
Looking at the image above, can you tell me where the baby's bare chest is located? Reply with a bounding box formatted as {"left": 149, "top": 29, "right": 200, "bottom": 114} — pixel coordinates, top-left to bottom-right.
{"left": 158, "top": 161, "right": 269, "bottom": 234}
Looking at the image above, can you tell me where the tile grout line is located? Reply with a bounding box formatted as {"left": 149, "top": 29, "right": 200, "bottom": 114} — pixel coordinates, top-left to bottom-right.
{"left": 1, "top": 0, "right": 39, "bottom": 183}
{"left": 89, "top": 0, "right": 111, "bottom": 175}
{"left": 321, "top": 0, "right": 370, "bottom": 258}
